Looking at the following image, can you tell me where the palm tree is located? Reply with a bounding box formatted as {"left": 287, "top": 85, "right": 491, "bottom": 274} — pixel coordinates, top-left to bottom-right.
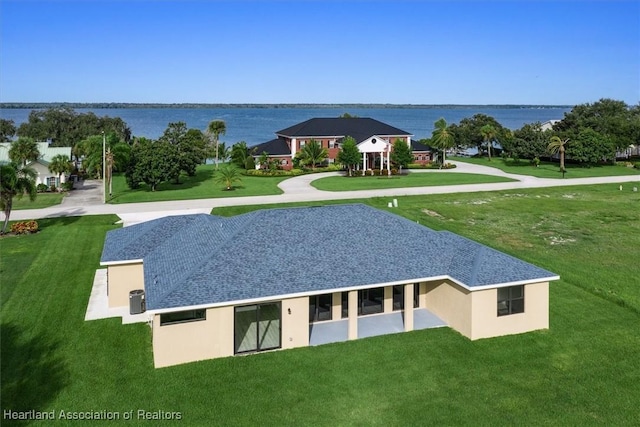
{"left": 431, "top": 118, "right": 456, "bottom": 168}
{"left": 9, "top": 138, "right": 40, "bottom": 167}
{"left": 548, "top": 136, "right": 570, "bottom": 177}
{"left": 48, "top": 154, "right": 73, "bottom": 189}
{"left": 1, "top": 163, "right": 37, "bottom": 233}
{"left": 480, "top": 124, "right": 497, "bottom": 161}
{"left": 213, "top": 164, "right": 242, "bottom": 190}
{"left": 207, "top": 120, "right": 226, "bottom": 170}
{"left": 298, "top": 139, "right": 328, "bottom": 170}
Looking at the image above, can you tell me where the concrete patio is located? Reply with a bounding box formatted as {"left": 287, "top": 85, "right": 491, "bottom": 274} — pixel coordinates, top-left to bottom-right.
{"left": 84, "top": 269, "right": 149, "bottom": 325}
{"left": 309, "top": 308, "right": 447, "bottom": 346}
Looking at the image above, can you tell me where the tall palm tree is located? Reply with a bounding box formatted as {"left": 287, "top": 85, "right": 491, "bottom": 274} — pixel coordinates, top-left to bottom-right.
{"left": 9, "top": 138, "right": 40, "bottom": 167}
{"left": 548, "top": 136, "right": 570, "bottom": 177}
{"left": 48, "top": 154, "right": 73, "bottom": 188}
{"left": 1, "top": 163, "right": 37, "bottom": 233}
{"left": 213, "top": 164, "right": 242, "bottom": 190}
{"left": 480, "top": 124, "right": 497, "bottom": 161}
{"left": 431, "top": 118, "right": 456, "bottom": 168}
{"left": 207, "top": 120, "right": 226, "bottom": 170}
{"left": 298, "top": 139, "right": 328, "bottom": 170}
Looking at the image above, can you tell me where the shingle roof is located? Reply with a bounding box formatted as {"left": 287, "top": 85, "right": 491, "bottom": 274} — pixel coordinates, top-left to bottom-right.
{"left": 411, "top": 140, "right": 432, "bottom": 152}
{"left": 250, "top": 137, "right": 290, "bottom": 156}
{"left": 275, "top": 118, "right": 412, "bottom": 143}
{"left": 100, "top": 205, "right": 558, "bottom": 311}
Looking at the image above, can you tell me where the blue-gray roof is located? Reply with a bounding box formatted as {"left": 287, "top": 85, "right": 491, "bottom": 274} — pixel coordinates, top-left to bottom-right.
{"left": 100, "top": 205, "right": 558, "bottom": 311}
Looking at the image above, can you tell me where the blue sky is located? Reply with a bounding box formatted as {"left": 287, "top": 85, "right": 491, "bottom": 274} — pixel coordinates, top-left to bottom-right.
{"left": 1, "top": 1, "right": 638, "bottom": 105}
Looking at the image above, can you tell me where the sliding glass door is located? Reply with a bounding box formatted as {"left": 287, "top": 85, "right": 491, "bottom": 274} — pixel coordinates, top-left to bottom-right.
{"left": 234, "top": 303, "right": 281, "bottom": 354}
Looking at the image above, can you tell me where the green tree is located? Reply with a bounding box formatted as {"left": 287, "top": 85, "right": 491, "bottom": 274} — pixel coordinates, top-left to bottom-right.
{"left": 565, "top": 128, "right": 616, "bottom": 165}
{"left": 76, "top": 135, "right": 104, "bottom": 178}
{"left": 16, "top": 108, "right": 131, "bottom": 156}
{"left": 207, "top": 120, "right": 226, "bottom": 169}
{"left": 507, "top": 122, "right": 550, "bottom": 162}
{"left": 337, "top": 136, "right": 360, "bottom": 176}
{"left": 48, "top": 154, "right": 73, "bottom": 188}
{"left": 555, "top": 98, "right": 638, "bottom": 152}
{"left": 230, "top": 141, "right": 253, "bottom": 169}
{"left": 125, "top": 139, "right": 174, "bottom": 191}
{"left": 0, "top": 163, "right": 37, "bottom": 233}
{"left": 159, "top": 122, "right": 204, "bottom": 183}
{"left": 391, "top": 138, "right": 412, "bottom": 172}
{"left": 213, "top": 164, "right": 242, "bottom": 190}
{"left": 480, "top": 124, "right": 497, "bottom": 161}
{"left": 0, "top": 119, "right": 16, "bottom": 142}
{"left": 547, "top": 136, "right": 570, "bottom": 176}
{"left": 430, "top": 118, "right": 455, "bottom": 167}
{"left": 9, "top": 138, "right": 40, "bottom": 167}
{"left": 450, "top": 114, "right": 507, "bottom": 154}
{"left": 297, "top": 139, "right": 328, "bottom": 170}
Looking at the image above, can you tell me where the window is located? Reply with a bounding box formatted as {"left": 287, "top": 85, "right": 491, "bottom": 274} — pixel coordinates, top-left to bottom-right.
{"left": 160, "top": 309, "right": 206, "bottom": 326}
{"left": 358, "top": 288, "right": 383, "bottom": 315}
{"left": 309, "top": 294, "right": 332, "bottom": 322}
{"left": 497, "top": 285, "right": 524, "bottom": 316}
{"left": 341, "top": 292, "right": 349, "bottom": 318}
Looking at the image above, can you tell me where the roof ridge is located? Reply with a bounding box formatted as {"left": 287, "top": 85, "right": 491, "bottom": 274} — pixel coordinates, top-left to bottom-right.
{"left": 151, "top": 213, "right": 257, "bottom": 308}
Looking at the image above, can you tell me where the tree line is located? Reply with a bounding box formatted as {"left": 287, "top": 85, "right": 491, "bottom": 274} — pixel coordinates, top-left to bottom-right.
{"left": 423, "top": 98, "right": 640, "bottom": 167}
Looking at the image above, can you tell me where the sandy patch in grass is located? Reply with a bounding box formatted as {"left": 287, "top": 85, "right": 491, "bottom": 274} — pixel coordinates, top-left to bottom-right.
{"left": 422, "top": 209, "right": 444, "bottom": 219}
{"left": 546, "top": 235, "right": 577, "bottom": 245}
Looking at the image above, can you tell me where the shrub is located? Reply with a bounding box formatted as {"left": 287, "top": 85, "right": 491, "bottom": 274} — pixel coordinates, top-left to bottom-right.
{"left": 10, "top": 220, "right": 39, "bottom": 235}
{"left": 635, "top": 162, "right": 640, "bottom": 169}
{"left": 62, "top": 181, "right": 74, "bottom": 191}
{"left": 36, "top": 183, "right": 49, "bottom": 193}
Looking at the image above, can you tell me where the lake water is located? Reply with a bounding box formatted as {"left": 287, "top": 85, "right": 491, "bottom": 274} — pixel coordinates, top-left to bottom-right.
{"left": 0, "top": 106, "right": 571, "bottom": 146}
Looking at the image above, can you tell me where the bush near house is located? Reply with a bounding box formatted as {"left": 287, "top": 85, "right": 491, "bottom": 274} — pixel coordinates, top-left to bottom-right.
{"left": 10, "top": 220, "right": 39, "bottom": 234}
{"left": 36, "top": 184, "right": 49, "bottom": 193}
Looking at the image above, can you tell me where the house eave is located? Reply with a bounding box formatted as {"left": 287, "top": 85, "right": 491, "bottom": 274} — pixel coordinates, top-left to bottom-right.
{"left": 100, "top": 258, "right": 144, "bottom": 267}
{"left": 145, "top": 274, "right": 559, "bottom": 314}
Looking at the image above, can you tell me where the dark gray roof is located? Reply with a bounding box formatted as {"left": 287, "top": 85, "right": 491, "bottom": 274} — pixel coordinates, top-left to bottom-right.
{"left": 276, "top": 118, "right": 412, "bottom": 143}
{"left": 250, "top": 137, "right": 290, "bottom": 156}
{"left": 100, "top": 205, "right": 558, "bottom": 311}
{"left": 411, "top": 140, "right": 432, "bottom": 152}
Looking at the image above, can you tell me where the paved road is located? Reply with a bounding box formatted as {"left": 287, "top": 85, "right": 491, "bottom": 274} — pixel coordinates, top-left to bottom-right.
{"left": 7, "top": 161, "right": 639, "bottom": 222}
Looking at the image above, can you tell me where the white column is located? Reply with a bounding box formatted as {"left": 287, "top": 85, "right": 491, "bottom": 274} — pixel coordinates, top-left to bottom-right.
{"left": 291, "top": 138, "right": 297, "bottom": 158}
{"left": 348, "top": 290, "right": 358, "bottom": 340}
{"left": 387, "top": 146, "right": 391, "bottom": 175}
{"left": 362, "top": 151, "right": 366, "bottom": 175}
{"left": 380, "top": 151, "right": 383, "bottom": 171}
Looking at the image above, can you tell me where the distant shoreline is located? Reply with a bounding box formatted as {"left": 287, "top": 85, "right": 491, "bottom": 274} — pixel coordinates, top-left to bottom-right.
{"left": 0, "top": 102, "right": 572, "bottom": 110}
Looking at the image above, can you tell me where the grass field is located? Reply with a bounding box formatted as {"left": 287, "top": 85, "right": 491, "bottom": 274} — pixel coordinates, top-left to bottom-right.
{"left": 12, "top": 192, "right": 65, "bottom": 210}
{"left": 2, "top": 184, "right": 639, "bottom": 426}
{"left": 451, "top": 156, "right": 640, "bottom": 179}
{"left": 311, "top": 172, "right": 515, "bottom": 191}
{"left": 108, "top": 164, "right": 287, "bottom": 204}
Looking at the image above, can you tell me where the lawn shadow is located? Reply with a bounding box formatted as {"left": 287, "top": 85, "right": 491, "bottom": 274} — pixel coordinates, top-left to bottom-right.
{"left": 1, "top": 323, "right": 69, "bottom": 425}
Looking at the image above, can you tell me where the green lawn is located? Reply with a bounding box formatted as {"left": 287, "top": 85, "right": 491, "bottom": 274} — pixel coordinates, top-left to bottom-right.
{"left": 108, "top": 164, "right": 287, "bottom": 204}
{"left": 2, "top": 184, "right": 639, "bottom": 425}
{"left": 451, "top": 156, "right": 640, "bottom": 178}
{"left": 12, "top": 192, "right": 65, "bottom": 210}
{"left": 311, "top": 172, "right": 515, "bottom": 191}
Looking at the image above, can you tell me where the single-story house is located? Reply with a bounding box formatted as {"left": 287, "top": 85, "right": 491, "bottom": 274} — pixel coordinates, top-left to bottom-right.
{"left": 0, "top": 142, "right": 72, "bottom": 188}
{"left": 251, "top": 117, "right": 432, "bottom": 171}
{"left": 100, "top": 204, "right": 559, "bottom": 368}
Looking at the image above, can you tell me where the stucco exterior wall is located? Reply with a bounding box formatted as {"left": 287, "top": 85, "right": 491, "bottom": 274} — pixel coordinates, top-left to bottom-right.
{"left": 470, "top": 282, "right": 549, "bottom": 340}
{"left": 424, "top": 280, "right": 472, "bottom": 338}
{"left": 107, "top": 263, "right": 144, "bottom": 308}
{"left": 152, "top": 306, "right": 234, "bottom": 368}
{"left": 281, "top": 297, "right": 310, "bottom": 349}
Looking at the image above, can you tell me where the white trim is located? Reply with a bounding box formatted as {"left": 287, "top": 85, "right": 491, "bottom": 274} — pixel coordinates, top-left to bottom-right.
{"left": 468, "top": 276, "right": 560, "bottom": 291}
{"left": 99, "top": 259, "right": 144, "bottom": 267}
{"left": 146, "top": 275, "right": 559, "bottom": 315}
